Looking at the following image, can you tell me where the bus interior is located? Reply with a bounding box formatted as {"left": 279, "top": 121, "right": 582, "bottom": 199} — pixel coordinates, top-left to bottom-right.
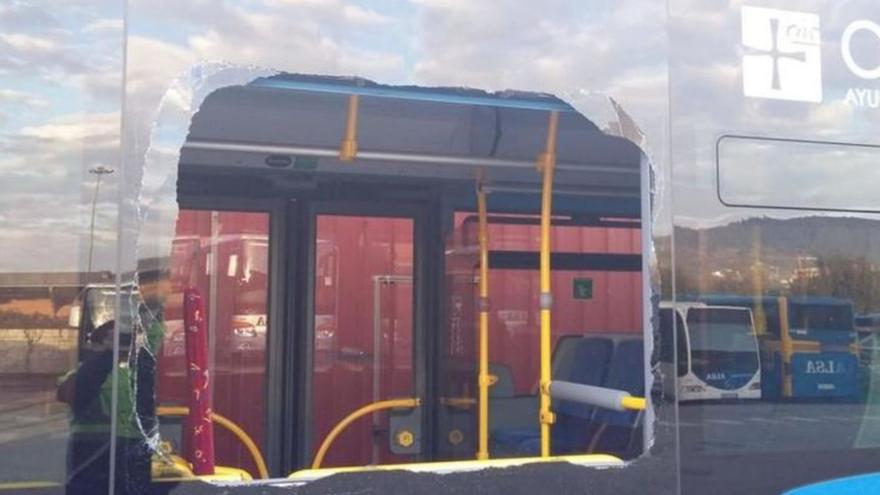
{"left": 141, "top": 73, "right": 651, "bottom": 480}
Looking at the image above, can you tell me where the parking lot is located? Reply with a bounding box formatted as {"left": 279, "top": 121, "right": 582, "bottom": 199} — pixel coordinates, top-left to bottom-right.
{"left": 677, "top": 400, "right": 880, "bottom": 494}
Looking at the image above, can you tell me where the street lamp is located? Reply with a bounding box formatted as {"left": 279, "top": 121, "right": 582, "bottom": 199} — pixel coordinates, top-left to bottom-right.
{"left": 86, "top": 166, "right": 115, "bottom": 279}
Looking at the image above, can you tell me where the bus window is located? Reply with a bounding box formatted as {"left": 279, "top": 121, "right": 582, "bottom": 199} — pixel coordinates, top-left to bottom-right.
{"left": 160, "top": 209, "right": 271, "bottom": 478}
{"left": 310, "top": 215, "right": 415, "bottom": 468}
{"left": 686, "top": 308, "right": 757, "bottom": 359}
{"left": 789, "top": 302, "right": 854, "bottom": 335}
{"left": 685, "top": 307, "right": 760, "bottom": 400}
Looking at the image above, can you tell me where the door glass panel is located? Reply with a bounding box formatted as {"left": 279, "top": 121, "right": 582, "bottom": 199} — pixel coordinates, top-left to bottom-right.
{"left": 312, "top": 215, "right": 414, "bottom": 468}
{"left": 160, "top": 209, "right": 270, "bottom": 477}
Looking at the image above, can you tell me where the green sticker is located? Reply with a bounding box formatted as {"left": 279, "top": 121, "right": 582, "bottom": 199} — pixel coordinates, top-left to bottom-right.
{"left": 293, "top": 155, "right": 319, "bottom": 170}
{"left": 573, "top": 278, "right": 593, "bottom": 300}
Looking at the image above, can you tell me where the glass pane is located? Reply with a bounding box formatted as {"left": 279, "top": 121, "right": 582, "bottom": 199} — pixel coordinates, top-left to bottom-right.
{"left": 670, "top": 0, "right": 880, "bottom": 492}
{"left": 312, "top": 215, "right": 414, "bottom": 468}
{"left": 159, "top": 209, "right": 270, "bottom": 478}
{"left": 0, "top": 1, "right": 124, "bottom": 492}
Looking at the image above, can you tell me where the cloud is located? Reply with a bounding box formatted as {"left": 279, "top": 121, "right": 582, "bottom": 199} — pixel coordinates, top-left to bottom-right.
{"left": 126, "top": 36, "right": 196, "bottom": 99}
{"left": 0, "top": 2, "right": 123, "bottom": 106}
{"left": 341, "top": 4, "right": 389, "bottom": 25}
{"left": 83, "top": 18, "right": 124, "bottom": 35}
{"left": 263, "top": 0, "right": 389, "bottom": 25}
{"left": 411, "top": 2, "right": 665, "bottom": 95}
{"left": 179, "top": 8, "right": 401, "bottom": 78}
{"left": 0, "top": 89, "right": 49, "bottom": 108}
{"left": 16, "top": 112, "right": 120, "bottom": 145}
{"left": 0, "top": 33, "right": 56, "bottom": 53}
{"left": 0, "top": 31, "right": 88, "bottom": 75}
{"left": 0, "top": 133, "right": 120, "bottom": 273}
{"left": 0, "top": 3, "right": 58, "bottom": 30}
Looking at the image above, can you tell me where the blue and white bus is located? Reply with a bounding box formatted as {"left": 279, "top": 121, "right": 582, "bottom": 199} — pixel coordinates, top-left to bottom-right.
{"left": 698, "top": 296, "right": 860, "bottom": 400}
{"left": 659, "top": 302, "right": 761, "bottom": 402}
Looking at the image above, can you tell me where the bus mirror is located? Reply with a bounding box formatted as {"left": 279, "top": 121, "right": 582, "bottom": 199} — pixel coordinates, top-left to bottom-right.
{"left": 68, "top": 305, "right": 82, "bottom": 328}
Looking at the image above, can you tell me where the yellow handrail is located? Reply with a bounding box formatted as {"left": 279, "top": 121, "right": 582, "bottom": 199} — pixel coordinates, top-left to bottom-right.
{"left": 312, "top": 398, "right": 421, "bottom": 469}
{"left": 339, "top": 94, "right": 360, "bottom": 161}
{"left": 476, "top": 179, "right": 490, "bottom": 460}
{"left": 779, "top": 296, "right": 793, "bottom": 397}
{"left": 621, "top": 396, "right": 647, "bottom": 411}
{"left": 537, "top": 111, "right": 559, "bottom": 457}
{"left": 156, "top": 405, "right": 269, "bottom": 479}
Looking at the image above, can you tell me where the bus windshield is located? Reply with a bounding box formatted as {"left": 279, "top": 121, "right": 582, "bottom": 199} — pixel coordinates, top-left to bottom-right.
{"left": 789, "top": 304, "right": 853, "bottom": 332}
{"left": 686, "top": 308, "right": 756, "bottom": 354}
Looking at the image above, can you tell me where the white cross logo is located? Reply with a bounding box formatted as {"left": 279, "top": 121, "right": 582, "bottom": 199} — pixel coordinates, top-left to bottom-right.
{"left": 742, "top": 6, "right": 823, "bottom": 103}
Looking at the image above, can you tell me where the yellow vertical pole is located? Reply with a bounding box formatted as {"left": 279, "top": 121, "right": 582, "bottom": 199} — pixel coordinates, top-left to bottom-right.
{"left": 751, "top": 226, "right": 767, "bottom": 336}
{"left": 476, "top": 177, "right": 490, "bottom": 460}
{"left": 339, "top": 94, "right": 359, "bottom": 161}
{"left": 778, "top": 296, "right": 793, "bottom": 397}
{"left": 537, "top": 111, "right": 559, "bottom": 457}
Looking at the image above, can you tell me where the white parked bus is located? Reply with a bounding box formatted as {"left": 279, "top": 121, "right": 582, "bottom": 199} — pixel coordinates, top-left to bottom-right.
{"left": 659, "top": 302, "right": 761, "bottom": 402}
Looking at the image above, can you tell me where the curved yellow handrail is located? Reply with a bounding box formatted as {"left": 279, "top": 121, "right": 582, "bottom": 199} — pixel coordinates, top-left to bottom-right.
{"left": 312, "top": 398, "right": 421, "bottom": 469}
{"left": 156, "top": 405, "right": 269, "bottom": 479}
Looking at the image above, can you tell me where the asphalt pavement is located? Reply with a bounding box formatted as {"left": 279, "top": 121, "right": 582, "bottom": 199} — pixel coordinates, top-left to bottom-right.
{"left": 3, "top": 383, "right": 880, "bottom": 495}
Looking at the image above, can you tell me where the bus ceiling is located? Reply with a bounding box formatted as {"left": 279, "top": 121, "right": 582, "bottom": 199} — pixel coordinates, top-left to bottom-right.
{"left": 177, "top": 73, "right": 643, "bottom": 216}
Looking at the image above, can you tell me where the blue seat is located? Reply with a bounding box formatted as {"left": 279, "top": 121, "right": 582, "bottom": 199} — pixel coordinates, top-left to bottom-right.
{"left": 551, "top": 337, "right": 617, "bottom": 454}
{"left": 491, "top": 336, "right": 614, "bottom": 456}
{"left": 587, "top": 339, "right": 645, "bottom": 458}
{"left": 489, "top": 363, "right": 516, "bottom": 398}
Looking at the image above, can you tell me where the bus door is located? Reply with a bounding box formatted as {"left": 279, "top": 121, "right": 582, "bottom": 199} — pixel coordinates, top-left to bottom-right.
{"left": 162, "top": 207, "right": 273, "bottom": 478}
{"left": 307, "top": 209, "right": 422, "bottom": 469}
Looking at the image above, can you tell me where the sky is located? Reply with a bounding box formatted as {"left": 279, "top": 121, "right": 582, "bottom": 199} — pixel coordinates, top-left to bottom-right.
{"left": 1, "top": 0, "right": 879, "bottom": 274}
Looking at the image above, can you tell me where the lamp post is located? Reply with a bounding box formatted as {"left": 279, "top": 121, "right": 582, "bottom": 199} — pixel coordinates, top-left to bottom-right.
{"left": 86, "top": 166, "right": 115, "bottom": 280}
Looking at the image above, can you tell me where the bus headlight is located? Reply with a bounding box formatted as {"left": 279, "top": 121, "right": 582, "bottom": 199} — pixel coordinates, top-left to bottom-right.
{"left": 749, "top": 382, "right": 761, "bottom": 390}
{"left": 233, "top": 326, "right": 258, "bottom": 338}
{"left": 683, "top": 385, "right": 705, "bottom": 393}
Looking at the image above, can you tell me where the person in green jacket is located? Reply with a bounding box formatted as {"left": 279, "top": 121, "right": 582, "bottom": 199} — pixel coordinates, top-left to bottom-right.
{"left": 57, "top": 313, "right": 162, "bottom": 495}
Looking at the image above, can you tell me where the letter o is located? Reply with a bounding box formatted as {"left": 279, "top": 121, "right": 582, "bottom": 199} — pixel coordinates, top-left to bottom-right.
{"left": 842, "top": 20, "right": 880, "bottom": 80}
